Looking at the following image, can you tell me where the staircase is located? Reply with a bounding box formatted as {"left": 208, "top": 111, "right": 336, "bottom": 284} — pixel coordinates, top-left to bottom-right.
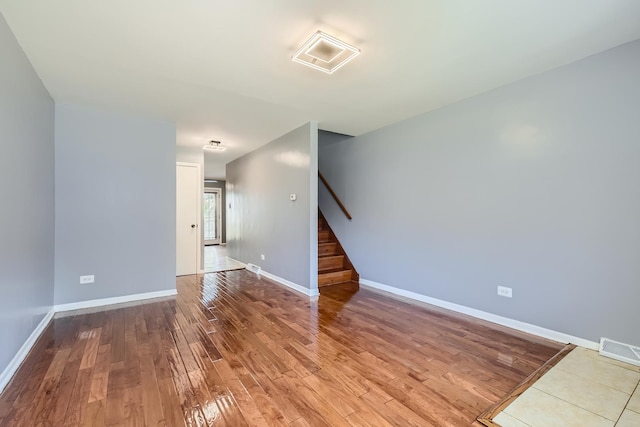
{"left": 318, "top": 212, "right": 359, "bottom": 288}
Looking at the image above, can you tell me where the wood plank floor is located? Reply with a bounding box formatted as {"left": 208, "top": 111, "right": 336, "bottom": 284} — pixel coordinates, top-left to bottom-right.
{"left": 0, "top": 271, "right": 565, "bottom": 426}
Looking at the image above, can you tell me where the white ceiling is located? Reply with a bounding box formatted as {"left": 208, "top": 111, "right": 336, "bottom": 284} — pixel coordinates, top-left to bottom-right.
{"left": 2, "top": 1, "right": 640, "bottom": 178}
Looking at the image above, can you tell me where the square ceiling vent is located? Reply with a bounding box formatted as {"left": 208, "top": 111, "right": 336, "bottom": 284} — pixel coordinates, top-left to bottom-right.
{"left": 292, "top": 31, "right": 360, "bottom": 74}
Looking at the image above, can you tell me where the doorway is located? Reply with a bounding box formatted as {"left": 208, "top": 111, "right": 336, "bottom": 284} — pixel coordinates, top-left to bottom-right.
{"left": 204, "top": 188, "right": 221, "bottom": 245}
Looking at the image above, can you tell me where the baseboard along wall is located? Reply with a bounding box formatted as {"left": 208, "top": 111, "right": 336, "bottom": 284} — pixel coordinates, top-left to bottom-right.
{"left": 2, "top": 276, "right": 598, "bottom": 395}
{"left": 53, "top": 289, "right": 178, "bottom": 313}
{"left": 360, "top": 278, "right": 599, "bottom": 350}
{"left": 227, "top": 257, "right": 320, "bottom": 298}
{"left": 0, "top": 288, "right": 177, "bottom": 394}
{"left": 0, "top": 309, "right": 55, "bottom": 393}
{"left": 259, "top": 270, "right": 320, "bottom": 297}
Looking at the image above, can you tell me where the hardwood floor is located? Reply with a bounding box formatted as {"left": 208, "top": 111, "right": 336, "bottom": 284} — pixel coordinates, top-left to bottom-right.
{"left": 0, "top": 271, "right": 565, "bottom": 426}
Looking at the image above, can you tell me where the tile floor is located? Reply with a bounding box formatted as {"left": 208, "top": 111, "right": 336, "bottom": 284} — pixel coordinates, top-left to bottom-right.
{"left": 494, "top": 347, "right": 640, "bottom": 427}
{"left": 204, "top": 244, "right": 245, "bottom": 272}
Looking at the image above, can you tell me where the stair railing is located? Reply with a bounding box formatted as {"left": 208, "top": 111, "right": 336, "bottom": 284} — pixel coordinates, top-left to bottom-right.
{"left": 318, "top": 171, "right": 352, "bottom": 220}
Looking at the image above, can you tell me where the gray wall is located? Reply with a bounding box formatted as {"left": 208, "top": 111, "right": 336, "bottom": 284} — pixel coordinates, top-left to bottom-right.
{"left": 319, "top": 40, "right": 640, "bottom": 345}
{"left": 227, "top": 122, "right": 318, "bottom": 290}
{"left": 54, "top": 103, "right": 176, "bottom": 304}
{"left": 0, "top": 14, "right": 55, "bottom": 375}
{"left": 205, "top": 180, "right": 227, "bottom": 244}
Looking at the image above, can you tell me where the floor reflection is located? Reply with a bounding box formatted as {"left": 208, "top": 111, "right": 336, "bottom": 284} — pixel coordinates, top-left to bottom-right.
{"left": 318, "top": 281, "right": 360, "bottom": 326}
{"left": 0, "top": 268, "right": 566, "bottom": 426}
{"left": 204, "top": 245, "right": 245, "bottom": 273}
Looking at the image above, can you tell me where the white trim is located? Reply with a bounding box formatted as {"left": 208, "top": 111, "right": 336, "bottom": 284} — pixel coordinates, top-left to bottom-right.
{"left": 1, "top": 288, "right": 178, "bottom": 393}
{"left": 226, "top": 257, "right": 318, "bottom": 297}
{"left": 0, "top": 309, "right": 55, "bottom": 393}
{"left": 54, "top": 289, "right": 177, "bottom": 313}
{"left": 203, "top": 187, "right": 222, "bottom": 245}
{"left": 227, "top": 257, "right": 247, "bottom": 268}
{"left": 260, "top": 270, "right": 320, "bottom": 297}
{"left": 309, "top": 121, "right": 319, "bottom": 293}
{"left": 360, "top": 278, "right": 599, "bottom": 350}
{"left": 197, "top": 256, "right": 316, "bottom": 297}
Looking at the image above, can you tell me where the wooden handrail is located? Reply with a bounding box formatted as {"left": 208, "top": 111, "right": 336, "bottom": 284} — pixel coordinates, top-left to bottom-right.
{"left": 318, "top": 171, "right": 352, "bottom": 220}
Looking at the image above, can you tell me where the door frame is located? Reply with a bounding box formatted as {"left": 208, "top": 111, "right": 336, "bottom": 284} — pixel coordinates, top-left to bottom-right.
{"left": 203, "top": 187, "right": 222, "bottom": 245}
{"left": 176, "top": 162, "right": 202, "bottom": 275}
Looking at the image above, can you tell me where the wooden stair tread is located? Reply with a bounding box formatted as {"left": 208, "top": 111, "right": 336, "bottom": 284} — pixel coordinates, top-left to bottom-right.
{"left": 318, "top": 230, "right": 331, "bottom": 243}
{"left": 318, "top": 269, "right": 353, "bottom": 287}
{"left": 318, "top": 253, "right": 343, "bottom": 259}
{"left": 318, "top": 268, "right": 350, "bottom": 274}
{"left": 318, "top": 242, "right": 340, "bottom": 256}
{"left": 317, "top": 210, "right": 358, "bottom": 288}
{"left": 318, "top": 255, "right": 344, "bottom": 272}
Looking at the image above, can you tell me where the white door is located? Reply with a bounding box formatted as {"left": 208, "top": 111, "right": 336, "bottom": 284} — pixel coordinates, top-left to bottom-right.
{"left": 176, "top": 163, "right": 201, "bottom": 276}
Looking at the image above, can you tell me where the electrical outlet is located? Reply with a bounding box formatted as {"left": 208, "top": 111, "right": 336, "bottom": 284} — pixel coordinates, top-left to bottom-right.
{"left": 80, "top": 275, "right": 95, "bottom": 284}
{"left": 497, "top": 286, "right": 512, "bottom": 298}
{"left": 260, "top": 254, "right": 265, "bottom": 261}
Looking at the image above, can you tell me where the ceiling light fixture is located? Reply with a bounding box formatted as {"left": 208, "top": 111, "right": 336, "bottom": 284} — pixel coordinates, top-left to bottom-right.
{"left": 292, "top": 31, "right": 360, "bottom": 74}
{"left": 203, "top": 140, "right": 227, "bottom": 152}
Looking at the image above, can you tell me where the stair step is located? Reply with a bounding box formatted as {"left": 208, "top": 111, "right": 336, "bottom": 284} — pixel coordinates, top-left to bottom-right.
{"left": 318, "top": 242, "right": 339, "bottom": 256}
{"left": 317, "top": 210, "right": 359, "bottom": 286}
{"left": 318, "top": 230, "right": 331, "bottom": 243}
{"left": 318, "top": 269, "right": 352, "bottom": 287}
{"left": 318, "top": 255, "right": 344, "bottom": 271}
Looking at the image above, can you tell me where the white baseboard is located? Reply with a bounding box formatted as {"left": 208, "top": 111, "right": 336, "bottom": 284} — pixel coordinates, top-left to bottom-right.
{"left": 202, "top": 256, "right": 318, "bottom": 297}
{"left": 259, "top": 270, "right": 320, "bottom": 297}
{"left": 227, "top": 257, "right": 247, "bottom": 268}
{"left": 360, "top": 278, "right": 598, "bottom": 350}
{"left": 54, "top": 289, "right": 178, "bottom": 313}
{"left": 227, "top": 257, "right": 318, "bottom": 297}
{"left": 1, "top": 288, "right": 178, "bottom": 393}
{"left": 0, "top": 309, "right": 55, "bottom": 393}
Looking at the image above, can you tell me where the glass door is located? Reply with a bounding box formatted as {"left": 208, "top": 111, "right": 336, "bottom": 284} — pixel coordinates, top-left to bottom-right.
{"left": 203, "top": 188, "right": 221, "bottom": 245}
